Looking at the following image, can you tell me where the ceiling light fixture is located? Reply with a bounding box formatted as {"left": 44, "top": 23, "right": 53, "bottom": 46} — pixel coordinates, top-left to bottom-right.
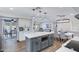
{"left": 9, "top": 8, "right": 14, "bottom": 10}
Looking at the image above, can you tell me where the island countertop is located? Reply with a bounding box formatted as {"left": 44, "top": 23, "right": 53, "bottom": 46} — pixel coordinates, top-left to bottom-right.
{"left": 25, "top": 32, "right": 54, "bottom": 39}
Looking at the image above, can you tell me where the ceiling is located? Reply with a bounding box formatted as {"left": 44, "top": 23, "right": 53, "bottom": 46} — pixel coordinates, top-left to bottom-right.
{"left": 72, "top": 7, "right": 79, "bottom": 13}
{"left": 0, "top": 7, "right": 33, "bottom": 18}
{"left": 0, "top": 7, "right": 78, "bottom": 20}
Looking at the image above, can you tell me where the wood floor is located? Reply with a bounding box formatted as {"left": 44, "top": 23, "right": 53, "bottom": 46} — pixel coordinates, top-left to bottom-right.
{"left": 16, "top": 39, "right": 64, "bottom": 52}
{"left": 16, "top": 41, "right": 26, "bottom": 52}
{"left": 41, "top": 40, "right": 62, "bottom": 52}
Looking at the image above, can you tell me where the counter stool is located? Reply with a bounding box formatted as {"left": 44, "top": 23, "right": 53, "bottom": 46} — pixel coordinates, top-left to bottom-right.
{"left": 54, "top": 34, "right": 61, "bottom": 42}
{"left": 59, "top": 35, "right": 69, "bottom": 43}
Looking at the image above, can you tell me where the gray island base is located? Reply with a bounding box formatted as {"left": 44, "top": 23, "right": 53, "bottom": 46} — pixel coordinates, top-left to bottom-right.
{"left": 25, "top": 32, "right": 54, "bottom": 52}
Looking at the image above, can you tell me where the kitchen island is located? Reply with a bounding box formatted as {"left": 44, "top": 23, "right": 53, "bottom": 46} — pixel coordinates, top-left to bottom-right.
{"left": 25, "top": 32, "right": 54, "bottom": 52}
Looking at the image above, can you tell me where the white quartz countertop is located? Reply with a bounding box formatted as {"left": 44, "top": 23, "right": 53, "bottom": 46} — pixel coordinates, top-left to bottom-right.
{"left": 65, "top": 32, "right": 74, "bottom": 36}
{"left": 58, "top": 32, "right": 74, "bottom": 36}
{"left": 25, "top": 32, "right": 54, "bottom": 39}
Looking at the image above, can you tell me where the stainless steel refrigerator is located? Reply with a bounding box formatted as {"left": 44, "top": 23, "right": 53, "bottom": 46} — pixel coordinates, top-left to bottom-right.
{"left": 0, "top": 17, "right": 18, "bottom": 52}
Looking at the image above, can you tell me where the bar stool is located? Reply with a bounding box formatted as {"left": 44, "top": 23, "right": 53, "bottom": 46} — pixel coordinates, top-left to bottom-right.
{"left": 59, "top": 34, "right": 68, "bottom": 43}
{"left": 54, "top": 34, "right": 61, "bottom": 42}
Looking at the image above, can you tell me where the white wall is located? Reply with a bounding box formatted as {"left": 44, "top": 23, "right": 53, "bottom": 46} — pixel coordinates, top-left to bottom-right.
{"left": 56, "top": 14, "right": 79, "bottom": 33}
{"left": 18, "top": 18, "right": 31, "bottom": 41}
{"left": 57, "top": 22, "right": 72, "bottom": 32}
{"left": 56, "top": 15, "right": 71, "bottom": 32}
{"left": 70, "top": 15, "right": 79, "bottom": 31}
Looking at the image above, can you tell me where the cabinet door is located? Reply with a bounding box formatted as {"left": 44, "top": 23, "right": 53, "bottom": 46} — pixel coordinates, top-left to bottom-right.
{"left": 48, "top": 34, "right": 54, "bottom": 46}
{"left": 32, "top": 38, "right": 41, "bottom": 52}
{"left": 3, "top": 39, "right": 17, "bottom": 52}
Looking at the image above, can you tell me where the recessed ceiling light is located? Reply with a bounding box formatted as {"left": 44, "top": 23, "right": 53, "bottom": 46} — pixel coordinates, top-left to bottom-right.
{"left": 9, "top": 8, "right": 14, "bottom": 10}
